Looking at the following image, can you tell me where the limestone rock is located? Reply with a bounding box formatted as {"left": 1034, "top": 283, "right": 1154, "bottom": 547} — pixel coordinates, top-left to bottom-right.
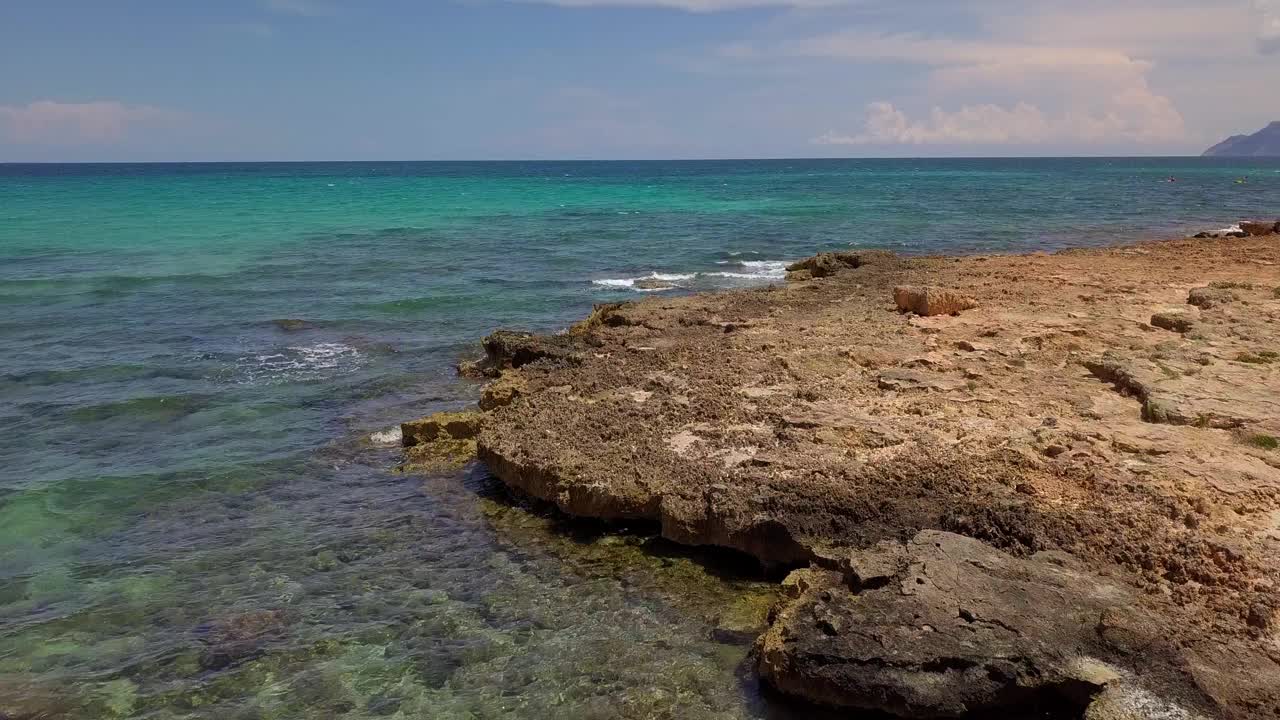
{"left": 756, "top": 531, "right": 1190, "bottom": 719}
{"left": 459, "top": 330, "right": 584, "bottom": 378}
{"left": 893, "top": 285, "right": 978, "bottom": 316}
{"left": 1186, "top": 286, "right": 1234, "bottom": 309}
{"left": 402, "top": 410, "right": 482, "bottom": 446}
{"left": 479, "top": 372, "right": 528, "bottom": 410}
{"left": 786, "top": 250, "right": 896, "bottom": 279}
{"left": 1150, "top": 310, "right": 1196, "bottom": 333}
{"left": 876, "top": 368, "right": 968, "bottom": 392}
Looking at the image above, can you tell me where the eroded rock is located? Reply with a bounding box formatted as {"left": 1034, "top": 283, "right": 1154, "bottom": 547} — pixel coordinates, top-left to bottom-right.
{"left": 1187, "top": 287, "right": 1234, "bottom": 309}
{"left": 893, "top": 285, "right": 979, "bottom": 316}
{"left": 757, "top": 532, "right": 1193, "bottom": 719}
{"left": 786, "top": 250, "right": 896, "bottom": 279}
{"left": 1239, "top": 220, "right": 1279, "bottom": 237}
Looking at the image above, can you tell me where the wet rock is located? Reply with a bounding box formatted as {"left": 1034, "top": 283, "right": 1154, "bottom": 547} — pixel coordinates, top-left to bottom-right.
{"left": 1239, "top": 220, "right": 1279, "bottom": 237}
{"left": 1150, "top": 310, "right": 1197, "bottom": 333}
{"left": 893, "top": 285, "right": 978, "bottom": 316}
{"left": 786, "top": 250, "right": 896, "bottom": 279}
{"left": 757, "top": 531, "right": 1189, "bottom": 719}
{"left": 1187, "top": 287, "right": 1234, "bottom": 309}
{"left": 402, "top": 411, "right": 482, "bottom": 446}
{"left": 399, "top": 411, "right": 483, "bottom": 473}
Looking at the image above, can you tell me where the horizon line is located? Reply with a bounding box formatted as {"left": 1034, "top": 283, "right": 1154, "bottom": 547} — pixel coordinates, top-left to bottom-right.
{"left": 1, "top": 154, "right": 1243, "bottom": 165}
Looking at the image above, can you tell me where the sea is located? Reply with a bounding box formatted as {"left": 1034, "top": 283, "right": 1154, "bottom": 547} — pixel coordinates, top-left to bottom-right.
{"left": 2, "top": 158, "right": 1279, "bottom": 719}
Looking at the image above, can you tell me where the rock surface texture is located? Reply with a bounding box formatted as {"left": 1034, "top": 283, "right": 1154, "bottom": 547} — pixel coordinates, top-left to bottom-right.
{"left": 456, "top": 235, "right": 1280, "bottom": 719}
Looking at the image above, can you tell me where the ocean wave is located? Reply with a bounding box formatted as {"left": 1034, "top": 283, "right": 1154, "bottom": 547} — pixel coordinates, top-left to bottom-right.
{"left": 231, "top": 342, "right": 364, "bottom": 384}
{"left": 1216, "top": 224, "right": 1242, "bottom": 234}
{"left": 591, "top": 263, "right": 787, "bottom": 292}
{"left": 591, "top": 273, "right": 697, "bottom": 291}
{"left": 369, "top": 426, "right": 403, "bottom": 445}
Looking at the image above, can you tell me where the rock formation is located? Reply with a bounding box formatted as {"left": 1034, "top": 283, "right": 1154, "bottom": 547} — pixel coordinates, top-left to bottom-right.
{"left": 422, "top": 233, "right": 1280, "bottom": 719}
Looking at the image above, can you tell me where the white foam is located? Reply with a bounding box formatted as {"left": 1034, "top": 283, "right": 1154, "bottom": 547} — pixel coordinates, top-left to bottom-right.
{"left": 592, "top": 263, "right": 786, "bottom": 292}
{"left": 370, "top": 426, "right": 403, "bottom": 445}
{"left": 591, "top": 272, "right": 695, "bottom": 289}
{"left": 233, "top": 342, "right": 363, "bottom": 384}
{"left": 1216, "top": 223, "right": 1242, "bottom": 234}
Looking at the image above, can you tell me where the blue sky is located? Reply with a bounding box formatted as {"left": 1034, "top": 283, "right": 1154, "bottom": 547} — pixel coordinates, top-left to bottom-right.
{"left": 1, "top": 0, "right": 1278, "bottom": 160}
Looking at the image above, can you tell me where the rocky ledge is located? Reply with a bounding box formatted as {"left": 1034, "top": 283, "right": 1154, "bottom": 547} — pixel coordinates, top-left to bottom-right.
{"left": 405, "top": 231, "right": 1280, "bottom": 719}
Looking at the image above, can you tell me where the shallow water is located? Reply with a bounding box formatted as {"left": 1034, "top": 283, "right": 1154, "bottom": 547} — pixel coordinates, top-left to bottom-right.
{"left": 2, "top": 159, "right": 1279, "bottom": 718}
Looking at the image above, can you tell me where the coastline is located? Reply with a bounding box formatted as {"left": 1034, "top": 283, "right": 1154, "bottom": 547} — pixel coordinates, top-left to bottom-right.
{"left": 404, "top": 224, "right": 1280, "bottom": 719}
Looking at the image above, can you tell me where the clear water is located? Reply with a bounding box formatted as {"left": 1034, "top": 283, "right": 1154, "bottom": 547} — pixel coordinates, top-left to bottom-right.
{"left": 2, "top": 158, "right": 1279, "bottom": 719}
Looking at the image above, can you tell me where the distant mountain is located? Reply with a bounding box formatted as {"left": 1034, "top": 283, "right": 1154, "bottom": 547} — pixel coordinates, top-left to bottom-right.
{"left": 1203, "top": 121, "right": 1280, "bottom": 157}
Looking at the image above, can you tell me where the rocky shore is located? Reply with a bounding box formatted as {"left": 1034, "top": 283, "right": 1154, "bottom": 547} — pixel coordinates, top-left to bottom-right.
{"left": 403, "top": 224, "right": 1280, "bottom": 719}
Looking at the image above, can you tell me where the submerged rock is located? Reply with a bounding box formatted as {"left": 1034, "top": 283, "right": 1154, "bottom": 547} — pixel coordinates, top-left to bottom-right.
{"left": 197, "top": 609, "right": 287, "bottom": 671}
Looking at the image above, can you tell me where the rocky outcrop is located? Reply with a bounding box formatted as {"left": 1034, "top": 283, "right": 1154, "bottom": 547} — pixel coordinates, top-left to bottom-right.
{"left": 1187, "top": 286, "right": 1235, "bottom": 309}
{"left": 758, "top": 531, "right": 1209, "bottom": 719}
{"left": 447, "top": 238, "right": 1280, "bottom": 719}
{"left": 398, "top": 410, "right": 483, "bottom": 473}
{"left": 1150, "top": 309, "right": 1197, "bottom": 333}
{"left": 786, "top": 250, "right": 896, "bottom": 280}
{"left": 893, "top": 285, "right": 979, "bottom": 316}
{"left": 1239, "top": 220, "right": 1279, "bottom": 237}
{"left": 458, "top": 330, "right": 584, "bottom": 378}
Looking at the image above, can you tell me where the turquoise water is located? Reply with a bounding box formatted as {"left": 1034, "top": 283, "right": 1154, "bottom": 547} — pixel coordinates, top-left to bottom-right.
{"left": 2, "top": 158, "right": 1279, "bottom": 719}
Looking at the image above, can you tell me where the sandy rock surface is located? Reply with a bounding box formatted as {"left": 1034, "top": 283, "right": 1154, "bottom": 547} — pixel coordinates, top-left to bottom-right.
{"left": 445, "top": 234, "right": 1280, "bottom": 718}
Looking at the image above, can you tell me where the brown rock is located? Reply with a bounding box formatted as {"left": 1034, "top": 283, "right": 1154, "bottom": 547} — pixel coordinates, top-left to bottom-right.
{"left": 479, "top": 373, "right": 528, "bottom": 410}
{"left": 893, "top": 285, "right": 978, "bottom": 316}
{"left": 1239, "top": 220, "right": 1278, "bottom": 237}
{"left": 1186, "top": 286, "right": 1234, "bottom": 309}
{"left": 402, "top": 410, "right": 482, "bottom": 446}
{"left": 756, "top": 532, "right": 1198, "bottom": 719}
{"left": 786, "top": 250, "right": 896, "bottom": 279}
{"left": 1149, "top": 310, "right": 1196, "bottom": 333}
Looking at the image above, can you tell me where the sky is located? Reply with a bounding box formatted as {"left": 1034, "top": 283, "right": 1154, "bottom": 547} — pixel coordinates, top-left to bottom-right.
{"left": 1, "top": 0, "right": 1278, "bottom": 160}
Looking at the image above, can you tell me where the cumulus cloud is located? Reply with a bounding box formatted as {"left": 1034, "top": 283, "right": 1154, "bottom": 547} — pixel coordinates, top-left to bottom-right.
{"left": 0, "top": 101, "right": 186, "bottom": 145}
{"left": 816, "top": 93, "right": 1185, "bottom": 146}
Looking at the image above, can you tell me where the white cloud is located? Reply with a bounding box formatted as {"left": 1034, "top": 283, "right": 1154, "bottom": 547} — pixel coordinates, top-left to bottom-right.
{"left": 817, "top": 94, "right": 1185, "bottom": 146}
{"left": 0, "top": 101, "right": 187, "bottom": 145}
